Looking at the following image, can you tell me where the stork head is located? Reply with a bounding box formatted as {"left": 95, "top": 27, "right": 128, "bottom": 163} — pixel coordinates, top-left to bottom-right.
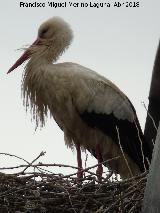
{"left": 8, "top": 17, "right": 73, "bottom": 73}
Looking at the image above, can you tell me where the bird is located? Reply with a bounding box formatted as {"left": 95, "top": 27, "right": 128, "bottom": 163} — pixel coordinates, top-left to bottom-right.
{"left": 8, "top": 17, "right": 151, "bottom": 180}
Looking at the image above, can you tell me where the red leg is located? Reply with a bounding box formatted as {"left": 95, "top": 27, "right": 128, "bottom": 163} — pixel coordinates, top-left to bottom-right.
{"left": 75, "top": 143, "right": 83, "bottom": 179}
{"left": 96, "top": 144, "right": 103, "bottom": 182}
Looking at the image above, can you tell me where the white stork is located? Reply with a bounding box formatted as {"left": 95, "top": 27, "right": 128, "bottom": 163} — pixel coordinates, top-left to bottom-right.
{"left": 8, "top": 17, "right": 151, "bottom": 180}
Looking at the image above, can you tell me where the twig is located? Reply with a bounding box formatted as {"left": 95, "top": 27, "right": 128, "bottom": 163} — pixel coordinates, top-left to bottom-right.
{"left": 21, "top": 151, "right": 46, "bottom": 173}
{"left": 141, "top": 101, "right": 158, "bottom": 132}
{"left": 0, "top": 163, "right": 79, "bottom": 171}
{"left": 0, "top": 152, "right": 30, "bottom": 164}
{"left": 0, "top": 153, "right": 146, "bottom": 212}
{"left": 134, "top": 120, "right": 146, "bottom": 171}
{"left": 116, "top": 126, "right": 133, "bottom": 177}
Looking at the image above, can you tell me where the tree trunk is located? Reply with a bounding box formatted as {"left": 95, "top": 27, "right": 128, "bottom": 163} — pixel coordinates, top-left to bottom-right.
{"left": 144, "top": 40, "right": 160, "bottom": 152}
{"left": 142, "top": 123, "right": 160, "bottom": 213}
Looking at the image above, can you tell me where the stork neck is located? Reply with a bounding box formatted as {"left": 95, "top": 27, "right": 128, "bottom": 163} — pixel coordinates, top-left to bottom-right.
{"left": 24, "top": 58, "right": 51, "bottom": 78}
{"left": 27, "top": 55, "right": 54, "bottom": 69}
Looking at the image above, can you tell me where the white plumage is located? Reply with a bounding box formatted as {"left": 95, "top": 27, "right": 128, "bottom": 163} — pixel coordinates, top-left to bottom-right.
{"left": 8, "top": 17, "right": 151, "bottom": 179}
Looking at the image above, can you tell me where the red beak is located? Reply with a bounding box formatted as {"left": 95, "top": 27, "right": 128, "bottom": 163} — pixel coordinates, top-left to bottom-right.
{"left": 7, "top": 39, "right": 40, "bottom": 74}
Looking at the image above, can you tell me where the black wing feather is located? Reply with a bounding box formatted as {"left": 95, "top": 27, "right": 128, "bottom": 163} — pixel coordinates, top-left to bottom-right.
{"left": 80, "top": 111, "right": 151, "bottom": 172}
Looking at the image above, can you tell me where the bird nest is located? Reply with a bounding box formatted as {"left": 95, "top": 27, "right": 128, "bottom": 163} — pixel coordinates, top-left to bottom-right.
{"left": 0, "top": 152, "right": 147, "bottom": 213}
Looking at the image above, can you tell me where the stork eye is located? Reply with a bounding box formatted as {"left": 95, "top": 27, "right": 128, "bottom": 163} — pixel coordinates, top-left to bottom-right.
{"left": 39, "top": 28, "right": 49, "bottom": 38}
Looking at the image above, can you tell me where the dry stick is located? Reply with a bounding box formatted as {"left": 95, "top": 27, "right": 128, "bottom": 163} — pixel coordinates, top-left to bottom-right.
{"left": 128, "top": 201, "right": 139, "bottom": 213}
{"left": 104, "top": 177, "right": 145, "bottom": 212}
{"left": 84, "top": 169, "right": 109, "bottom": 183}
{"left": 33, "top": 166, "right": 36, "bottom": 185}
{"left": 0, "top": 151, "right": 62, "bottom": 181}
{"left": 120, "top": 171, "right": 147, "bottom": 184}
{"left": 49, "top": 156, "right": 120, "bottom": 181}
{"left": 122, "top": 176, "right": 146, "bottom": 196}
{"left": 146, "top": 158, "right": 150, "bottom": 168}
{"left": 124, "top": 191, "right": 142, "bottom": 212}
{"left": 84, "top": 153, "right": 88, "bottom": 170}
{"left": 81, "top": 170, "right": 104, "bottom": 183}
{"left": 83, "top": 152, "right": 88, "bottom": 179}
{"left": 0, "top": 182, "right": 34, "bottom": 198}
{"left": 105, "top": 170, "right": 113, "bottom": 180}
{"left": 0, "top": 150, "right": 146, "bottom": 212}
{"left": 57, "top": 183, "right": 78, "bottom": 213}
{"left": 0, "top": 157, "right": 120, "bottom": 182}
{"left": 80, "top": 198, "right": 90, "bottom": 213}
{"left": 22, "top": 151, "right": 46, "bottom": 173}
{"left": 116, "top": 126, "right": 133, "bottom": 177}
{"left": 0, "top": 171, "right": 146, "bottom": 212}
{"left": 134, "top": 120, "right": 146, "bottom": 172}
{"left": 0, "top": 151, "right": 120, "bottom": 183}
{"left": 142, "top": 101, "right": 158, "bottom": 132}
{"left": 12, "top": 172, "right": 59, "bottom": 181}
{"left": 0, "top": 152, "right": 30, "bottom": 165}
{"left": 0, "top": 173, "right": 73, "bottom": 198}
{"left": 33, "top": 164, "right": 67, "bottom": 177}
{"left": 5, "top": 162, "right": 103, "bottom": 182}
{"left": 34, "top": 166, "right": 56, "bottom": 175}
{"left": 0, "top": 151, "right": 46, "bottom": 175}
{"left": 0, "top": 163, "right": 79, "bottom": 171}
{"left": 151, "top": 138, "right": 155, "bottom": 146}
